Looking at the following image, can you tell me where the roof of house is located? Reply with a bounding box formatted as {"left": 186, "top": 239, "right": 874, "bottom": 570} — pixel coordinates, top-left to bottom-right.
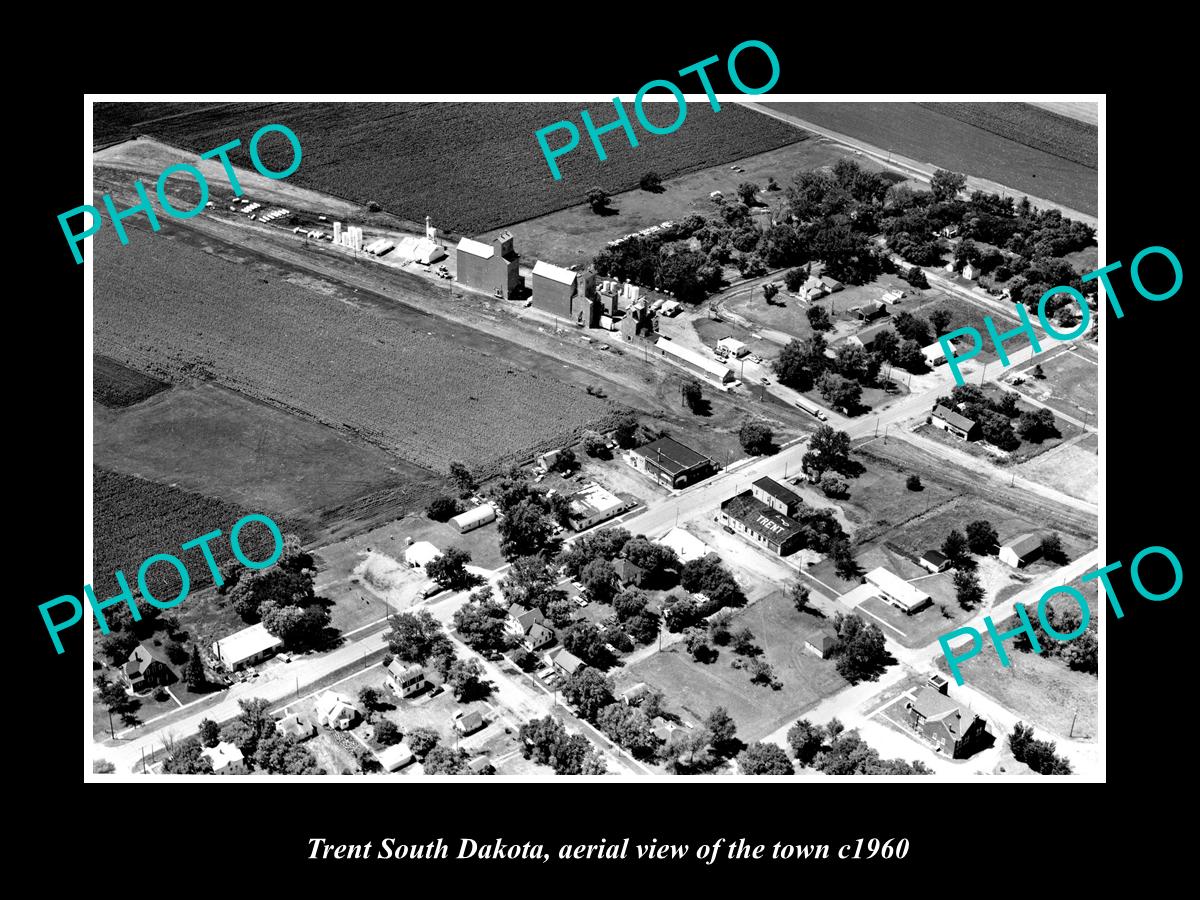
{"left": 201, "top": 741, "right": 243, "bottom": 769}
{"left": 467, "top": 755, "right": 493, "bottom": 773}
{"left": 865, "top": 566, "right": 931, "bottom": 609}
{"left": 276, "top": 714, "right": 314, "bottom": 738}
{"left": 720, "top": 491, "right": 805, "bottom": 545}
{"left": 526, "top": 622, "right": 555, "bottom": 645}
{"left": 515, "top": 608, "right": 545, "bottom": 632}
{"left": 405, "top": 541, "right": 441, "bottom": 567}
{"left": 550, "top": 648, "right": 586, "bottom": 675}
{"left": 456, "top": 237, "right": 494, "bottom": 259}
{"left": 621, "top": 682, "right": 650, "bottom": 701}
{"left": 614, "top": 558, "right": 646, "bottom": 583}
{"left": 316, "top": 691, "right": 358, "bottom": 720}
{"left": 450, "top": 503, "right": 496, "bottom": 528}
{"left": 752, "top": 476, "right": 801, "bottom": 506}
{"left": 386, "top": 659, "right": 423, "bottom": 681}
{"left": 821, "top": 275, "right": 843, "bottom": 288}
{"left": 126, "top": 641, "right": 171, "bottom": 676}
{"left": 633, "top": 436, "right": 713, "bottom": 475}
{"left": 921, "top": 549, "right": 949, "bottom": 566}
{"left": 933, "top": 404, "right": 977, "bottom": 432}
{"left": 213, "top": 622, "right": 284, "bottom": 667}
{"left": 852, "top": 322, "right": 893, "bottom": 347}
{"left": 1004, "top": 533, "right": 1042, "bottom": 557}
{"left": 533, "top": 259, "right": 577, "bottom": 286}
{"left": 805, "top": 631, "right": 836, "bottom": 652}
{"left": 378, "top": 743, "right": 414, "bottom": 770}
{"left": 454, "top": 710, "right": 485, "bottom": 733}
{"left": 909, "top": 686, "right": 971, "bottom": 738}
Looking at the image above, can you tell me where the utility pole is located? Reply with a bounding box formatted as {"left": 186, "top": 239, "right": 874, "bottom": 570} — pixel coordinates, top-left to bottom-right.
{"left": 141, "top": 746, "right": 147, "bottom": 775}
{"left": 874, "top": 416, "right": 880, "bottom": 437}
{"left": 1069, "top": 709, "right": 1077, "bottom": 738}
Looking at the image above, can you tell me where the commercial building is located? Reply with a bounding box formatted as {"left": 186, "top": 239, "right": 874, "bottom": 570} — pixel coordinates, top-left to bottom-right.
{"left": 864, "top": 567, "right": 932, "bottom": 614}
{"left": 922, "top": 341, "right": 948, "bottom": 367}
{"left": 1000, "top": 533, "right": 1042, "bottom": 568}
{"left": 532, "top": 260, "right": 595, "bottom": 325}
{"left": 451, "top": 503, "right": 496, "bottom": 533}
{"left": 568, "top": 482, "right": 635, "bottom": 531}
{"left": 751, "top": 476, "right": 803, "bottom": 518}
{"left": 620, "top": 298, "right": 656, "bottom": 341}
{"left": 719, "top": 491, "right": 806, "bottom": 556}
{"left": 716, "top": 337, "right": 749, "bottom": 358}
{"left": 901, "top": 686, "right": 988, "bottom": 758}
{"left": 385, "top": 660, "right": 426, "bottom": 699}
{"left": 932, "top": 404, "right": 979, "bottom": 441}
{"left": 627, "top": 436, "right": 717, "bottom": 489}
{"left": 212, "top": 622, "right": 284, "bottom": 672}
{"left": 202, "top": 741, "right": 247, "bottom": 775}
{"left": 655, "top": 337, "right": 734, "bottom": 385}
{"left": 456, "top": 233, "right": 520, "bottom": 299}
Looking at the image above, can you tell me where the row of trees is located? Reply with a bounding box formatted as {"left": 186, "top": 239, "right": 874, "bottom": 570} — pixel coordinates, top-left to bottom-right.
{"left": 787, "top": 717, "right": 932, "bottom": 774}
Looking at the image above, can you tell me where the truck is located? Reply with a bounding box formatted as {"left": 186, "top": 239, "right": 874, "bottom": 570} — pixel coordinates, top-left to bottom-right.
{"left": 795, "top": 397, "right": 829, "bottom": 421}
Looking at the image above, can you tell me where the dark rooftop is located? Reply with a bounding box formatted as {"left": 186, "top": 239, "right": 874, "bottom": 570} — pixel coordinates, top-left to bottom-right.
{"left": 933, "top": 404, "right": 977, "bottom": 432}
{"left": 634, "top": 437, "right": 712, "bottom": 475}
{"left": 721, "top": 492, "right": 805, "bottom": 545}
{"left": 752, "top": 476, "right": 801, "bottom": 506}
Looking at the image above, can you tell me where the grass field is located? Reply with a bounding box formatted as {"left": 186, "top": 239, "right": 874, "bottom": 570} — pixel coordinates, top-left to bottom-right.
{"left": 93, "top": 355, "right": 170, "bottom": 408}
{"left": 135, "top": 101, "right": 804, "bottom": 235}
{"left": 832, "top": 442, "right": 959, "bottom": 544}
{"left": 95, "top": 383, "right": 438, "bottom": 544}
{"left": 616, "top": 592, "right": 848, "bottom": 742}
{"left": 1009, "top": 347, "right": 1098, "bottom": 422}
{"left": 761, "top": 102, "right": 1097, "bottom": 215}
{"left": 94, "top": 232, "right": 615, "bottom": 477}
{"left": 479, "top": 135, "right": 880, "bottom": 267}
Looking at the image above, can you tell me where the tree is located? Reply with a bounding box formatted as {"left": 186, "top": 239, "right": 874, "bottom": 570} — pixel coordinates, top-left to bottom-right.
{"left": 929, "top": 307, "right": 952, "bottom": 335}
{"left": 373, "top": 718, "right": 401, "bottom": 746}
{"left": 613, "top": 412, "right": 639, "bottom": 448}
{"left": 817, "top": 372, "right": 862, "bottom": 411}
{"left": 805, "top": 425, "right": 854, "bottom": 477}
{"left": 580, "top": 558, "right": 619, "bottom": 605}
{"left": 100, "top": 629, "right": 140, "bottom": 666}
{"left": 831, "top": 613, "right": 888, "bottom": 683}
{"left": 732, "top": 626, "right": 757, "bottom": 656}
{"left": 747, "top": 657, "right": 780, "bottom": 688}
{"left": 228, "top": 566, "right": 314, "bottom": 623}
{"left": 446, "top": 657, "right": 489, "bottom": 701}
{"left": 979, "top": 410, "right": 1020, "bottom": 451}
{"left": 1017, "top": 407, "right": 1059, "bottom": 442}
{"left": 498, "top": 499, "right": 554, "bottom": 560}
{"left": 406, "top": 727, "right": 440, "bottom": 758}
{"left": 763, "top": 282, "right": 780, "bottom": 304}
{"left": 597, "top": 703, "right": 657, "bottom": 757}
{"left": 773, "top": 334, "right": 828, "bottom": 391}
{"left": 941, "top": 529, "right": 972, "bottom": 569}
{"left": 424, "top": 745, "right": 469, "bottom": 774}
{"left": 663, "top": 594, "right": 699, "bottom": 632}
{"left": 1041, "top": 533, "right": 1066, "bottom": 564}
{"left": 452, "top": 589, "right": 511, "bottom": 653}
{"left": 199, "top": 718, "right": 221, "bottom": 748}
{"left": 953, "top": 569, "right": 985, "bottom": 609}
{"left": 562, "top": 622, "right": 607, "bottom": 666}
{"left": 426, "top": 546, "right": 478, "bottom": 591}
{"left": 784, "top": 267, "right": 807, "bottom": 292}
{"left": 550, "top": 446, "right": 576, "bottom": 473}
{"left": 426, "top": 495, "right": 460, "bottom": 522}
{"left": 820, "top": 473, "right": 849, "bottom": 499}
{"left": 260, "top": 601, "right": 330, "bottom": 651}
{"left": 966, "top": 520, "right": 999, "bottom": 555}
{"left": 357, "top": 686, "right": 381, "bottom": 716}
{"left": 93, "top": 759, "right": 117, "bottom": 774}
{"left": 906, "top": 265, "right": 929, "bottom": 289}
{"left": 834, "top": 344, "right": 879, "bottom": 384}
{"left": 892, "top": 311, "right": 933, "bottom": 345}
{"left": 620, "top": 539, "right": 679, "bottom": 587}
{"left": 787, "top": 719, "right": 825, "bottom": 766}
{"left": 162, "top": 740, "right": 213, "bottom": 775}
{"left": 639, "top": 171, "right": 662, "bottom": 191}
{"left": 219, "top": 697, "right": 274, "bottom": 760}
{"left": 560, "top": 667, "right": 615, "bottom": 722}
{"left": 613, "top": 587, "right": 650, "bottom": 621}
{"left": 625, "top": 610, "right": 660, "bottom": 645}
{"left": 682, "top": 379, "right": 704, "bottom": 412}
{"left": 738, "top": 742, "right": 794, "bottom": 775}
{"left": 805, "top": 304, "right": 833, "bottom": 332}
{"left": 1009, "top": 722, "right": 1072, "bottom": 774}
{"left": 185, "top": 644, "right": 206, "bottom": 690}
{"left": 736, "top": 181, "right": 760, "bottom": 205}
{"left": 790, "top": 581, "right": 811, "bottom": 613}
{"left": 587, "top": 187, "right": 611, "bottom": 214}
{"left": 831, "top": 540, "right": 861, "bottom": 581}
{"left": 705, "top": 707, "right": 738, "bottom": 756}
{"left": 739, "top": 421, "right": 774, "bottom": 455}
{"left": 449, "top": 461, "right": 475, "bottom": 497}
{"left": 386, "top": 610, "right": 453, "bottom": 665}
{"left": 254, "top": 732, "right": 321, "bottom": 774}
{"left": 519, "top": 716, "right": 596, "bottom": 775}
{"left": 686, "top": 628, "right": 717, "bottom": 663}
{"left": 906, "top": 474, "right": 922, "bottom": 491}
{"left": 930, "top": 169, "right": 967, "bottom": 201}
{"left": 96, "top": 673, "right": 136, "bottom": 733}
{"left": 1032, "top": 363, "right": 1046, "bottom": 380}
{"left": 582, "top": 430, "right": 608, "bottom": 456}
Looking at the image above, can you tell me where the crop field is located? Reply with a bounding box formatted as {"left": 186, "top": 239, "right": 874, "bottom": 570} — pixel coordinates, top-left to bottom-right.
{"left": 94, "top": 235, "right": 615, "bottom": 476}
{"left": 93, "top": 102, "right": 229, "bottom": 148}
{"left": 135, "top": 101, "right": 804, "bottom": 234}
{"left": 93, "top": 467, "right": 290, "bottom": 602}
{"left": 761, "top": 102, "right": 1097, "bottom": 216}
{"left": 93, "top": 355, "right": 170, "bottom": 408}
{"left": 915, "top": 103, "right": 1097, "bottom": 169}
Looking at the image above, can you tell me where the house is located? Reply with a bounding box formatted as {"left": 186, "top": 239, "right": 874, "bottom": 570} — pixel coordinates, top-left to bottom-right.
{"left": 123, "top": 642, "right": 175, "bottom": 692}
{"left": 848, "top": 322, "right": 893, "bottom": 351}
{"left": 613, "top": 557, "right": 647, "bottom": 588}
{"left": 450, "top": 503, "right": 496, "bottom": 533}
{"left": 751, "top": 475, "right": 803, "bottom": 517}
{"left": 719, "top": 491, "right": 806, "bottom": 556}
{"left": 405, "top": 541, "right": 441, "bottom": 569}
{"left": 508, "top": 604, "right": 545, "bottom": 635}
{"left": 549, "top": 647, "right": 586, "bottom": 677}
{"left": 385, "top": 659, "right": 426, "bottom": 699}
{"left": 1000, "top": 533, "right": 1042, "bottom": 568}
{"left": 452, "top": 709, "right": 485, "bottom": 736}
{"left": 524, "top": 622, "right": 556, "bottom": 652}
{"left": 962, "top": 262, "right": 980, "bottom": 281}
{"left": 655, "top": 337, "right": 734, "bottom": 385}
{"left": 455, "top": 233, "right": 520, "bottom": 299}
{"left": 627, "top": 436, "right": 718, "bottom": 489}
{"left": 854, "top": 300, "right": 888, "bottom": 321}
{"left": 467, "top": 755, "right": 495, "bottom": 775}
{"left": 804, "top": 630, "right": 836, "bottom": 659}
{"left": 201, "top": 741, "right": 246, "bottom": 775}
{"left": 931, "top": 404, "right": 979, "bottom": 441}
{"left": 716, "top": 337, "right": 749, "bottom": 358}
{"left": 378, "top": 743, "right": 415, "bottom": 772}
{"left": 921, "top": 341, "right": 948, "bottom": 367}
{"left": 275, "top": 714, "right": 316, "bottom": 741}
{"left": 940, "top": 224, "right": 960, "bottom": 239}
{"left": 902, "top": 686, "right": 988, "bottom": 758}
{"left": 568, "top": 483, "right": 636, "bottom": 531}
{"left": 864, "top": 567, "right": 933, "bottom": 614}
{"left": 620, "top": 682, "right": 651, "bottom": 705}
{"left": 880, "top": 289, "right": 905, "bottom": 304}
{"left": 657, "top": 527, "right": 708, "bottom": 564}
{"left": 212, "top": 622, "right": 284, "bottom": 672}
{"left": 315, "top": 691, "right": 360, "bottom": 730}
{"left": 820, "top": 275, "right": 844, "bottom": 292}
{"left": 919, "top": 549, "right": 951, "bottom": 573}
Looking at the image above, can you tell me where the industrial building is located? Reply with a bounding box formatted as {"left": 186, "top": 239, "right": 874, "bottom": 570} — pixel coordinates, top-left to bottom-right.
{"left": 212, "top": 622, "right": 284, "bottom": 672}
{"left": 620, "top": 298, "right": 656, "bottom": 341}
{"left": 655, "top": 337, "right": 734, "bottom": 385}
{"left": 864, "top": 567, "right": 933, "bottom": 614}
{"left": 532, "top": 260, "right": 595, "bottom": 325}
{"left": 451, "top": 503, "right": 496, "bottom": 533}
{"left": 332, "top": 222, "right": 364, "bottom": 251}
{"left": 751, "top": 476, "right": 803, "bottom": 518}
{"left": 627, "top": 436, "right": 718, "bottom": 489}
{"left": 719, "top": 491, "right": 806, "bottom": 556}
{"left": 456, "top": 233, "right": 520, "bottom": 299}
{"left": 567, "top": 483, "right": 636, "bottom": 531}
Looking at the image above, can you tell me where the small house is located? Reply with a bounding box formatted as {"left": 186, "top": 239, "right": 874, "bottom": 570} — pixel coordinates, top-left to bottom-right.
{"left": 902, "top": 686, "right": 988, "bottom": 759}
{"left": 316, "top": 691, "right": 360, "bottom": 730}
{"left": 613, "top": 557, "right": 647, "bottom": 589}
{"left": 919, "top": 549, "right": 951, "bottom": 573}
{"left": 508, "top": 604, "right": 546, "bottom": 634}
{"left": 524, "top": 622, "right": 556, "bottom": 652}
{"left": 275, "top": 714, "right": 316, "bottom": 741}
{"left": 467, "top": 755, "right": 494, "bottom": 775}
{"left": 201, "top": 741, "right": 246, "bottom": 775}
{"left": 123, "top": 642, "right": 175, "bottom": 693}
{"left": 378, "top": 743, "right": 415, "bottom": 772}
{"left": 620, "top": 682, "right": 651, "bottom": 706}
{"left": 549, "top": 648, "right": 586, "bottom": 678}
{"left": 804, "top": 631, "right": 837, "bottom": 659}
{"left": 405, "top": 541, "right": 441, "bottom": 569}
{"left": 385, "top": 659, "right": 426, "bottom": 699}
{"left": 1000, "top": 533, "right": 1042, "bottom": 569}
{"left": 962, "top": 262, "right": 980, "bottom": 281}
{"left": 932, "top": 404, "right": 979, "bottom": 441}
{"left": 453, "top": 710, "right": 485, "bottom": 736}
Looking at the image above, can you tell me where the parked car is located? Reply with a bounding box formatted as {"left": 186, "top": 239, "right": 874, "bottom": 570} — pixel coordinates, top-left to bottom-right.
{"left": 575, "top": 597, "right": 589, "bottom": 608}
{"left": 723, "top": 525, "right": 735, "bottom": 534}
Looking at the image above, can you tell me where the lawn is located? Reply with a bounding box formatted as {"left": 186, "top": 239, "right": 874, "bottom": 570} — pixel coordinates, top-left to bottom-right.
{"left": 480, "top": 134, "right": 865, "bottom": 266}
{"left": 761, "top": 102, "right": 1097, "bottom": 215}
{"left": 832, "top": 443, "right": 959, "bottom": 544}
{"left": 616, "top": 591, "right": 848, "bottom": 742}
{"left": 94, "top": 383, "right": 436, "bottom": 545}
{"left": 136, "top": 101, "right": 805, "bottom": 236}
{"left": 1009, "top": 347, "right": 1098, "bottom": 423}
{"left": 856, "top": 591, "right": 972, "bottom": 649}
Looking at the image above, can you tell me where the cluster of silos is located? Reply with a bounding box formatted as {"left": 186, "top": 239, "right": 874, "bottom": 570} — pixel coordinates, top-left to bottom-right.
{"left": 332, "top": 222, "right": 364, "bottom": 251}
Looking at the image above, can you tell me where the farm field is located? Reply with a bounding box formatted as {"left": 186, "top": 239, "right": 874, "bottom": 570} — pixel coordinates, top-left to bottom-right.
{"left": 480, "top": 134, "right": 889, "bottom": 267}
{"left": 915, "top": 103, "right": 1097, "bottom": 169}
{"left": 761, "top": 102, "right": 1097, "bottom": 216}
{"left": 615, "top": 593, "right": 849, "bottom": 743}
{"left": 93, "top": 355, "right": 170, "bottom": 408}
{"left": 94, "top": 383, "right": 436, "bottom": 545}
{"left": 94, "top": 231, "right": 616, "bottom": 477}
{"left": 136, "top": 101, "right": 805, "bottom": 235}
{"left": 93, "top": 102, "right": 230, "bottom": 148}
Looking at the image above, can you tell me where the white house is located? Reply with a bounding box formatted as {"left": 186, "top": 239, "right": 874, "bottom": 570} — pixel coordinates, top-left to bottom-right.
{"left": 385, "top": 659, "right": 426, "bottom": 699}
{"left": 864, "top": 567, "right": 932, "bottom": 614}
{"left": 316, "top": 691, "right": 360, "bottom": 730}
{"left": 405, "top": 541, "right": 441, "bottom": 569}
{"left": 378, "top": 743, "right": 415, "bottom": 772}
{"left": 202, "top": 741, "right": 247, "bottom": 775}
{"left": 962, "top": 262, "right": 981, "bottom": 281}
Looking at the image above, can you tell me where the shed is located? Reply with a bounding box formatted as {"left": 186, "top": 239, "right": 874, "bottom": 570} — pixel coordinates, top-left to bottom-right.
{"left": 378, "top": 743, "right": 415, "bottom": 772}
{"left": 1000, "top": 533, "right": 1042, "bottom": 568}
{"left": 451, "top": 504, "right": 496, "bottom": 533}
